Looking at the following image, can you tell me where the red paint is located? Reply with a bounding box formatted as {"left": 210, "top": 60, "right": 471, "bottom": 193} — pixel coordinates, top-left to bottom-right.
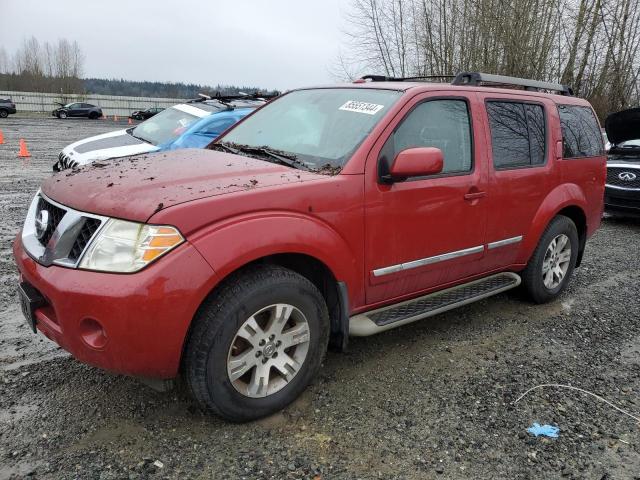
{"left": 14, "top": 82, "right": 605, "bottom": 379}
{"left": 390, "top": 147, "right": 443, "bottom": 178}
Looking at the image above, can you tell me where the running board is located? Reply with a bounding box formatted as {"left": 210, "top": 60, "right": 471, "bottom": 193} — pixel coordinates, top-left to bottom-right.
{"left": 349, "top": 272, "right": 521, "bottom": 336}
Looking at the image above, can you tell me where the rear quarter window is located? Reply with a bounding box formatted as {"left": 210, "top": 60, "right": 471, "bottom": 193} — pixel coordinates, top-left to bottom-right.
{"left": 558, "top": 105, "right": 603, "bottom": 158}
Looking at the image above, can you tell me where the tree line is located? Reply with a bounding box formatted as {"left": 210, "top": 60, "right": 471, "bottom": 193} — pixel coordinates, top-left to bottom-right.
{"left": 336, "top": 0, "right": 640, "bottom": 119}
{"left": 0, "top": 36, "right": 274, "bottom": 99}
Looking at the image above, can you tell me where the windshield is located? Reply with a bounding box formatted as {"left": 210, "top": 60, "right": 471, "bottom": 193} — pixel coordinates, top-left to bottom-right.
{"left": 217, "top": 88, "right": 402, "bottom": 169}
{"left": 131, "top": 107, "right": 200, "bottom": 145}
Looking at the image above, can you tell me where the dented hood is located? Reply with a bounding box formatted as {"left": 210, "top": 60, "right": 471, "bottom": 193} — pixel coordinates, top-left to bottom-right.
{"left": 41, "top": 149, "right": 322, "bottom": 222}
{"left": 605, "top": 107, "right": 640, "bottom": 145}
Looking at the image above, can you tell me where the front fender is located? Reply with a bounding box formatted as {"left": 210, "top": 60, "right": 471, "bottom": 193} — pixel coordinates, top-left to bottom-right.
{"left": 189, "top": 211, "right": 361, "bottom": 298}
{"left": 517, "top": 183, "right": 587, "bottom": 264}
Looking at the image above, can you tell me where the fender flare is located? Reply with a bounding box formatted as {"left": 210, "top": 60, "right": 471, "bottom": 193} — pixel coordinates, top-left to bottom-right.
{"left": 518, "top": 183, "right": 588, "bottom": 264}
{"left": 190, "top": 211, "right": 361, "bottom": 300}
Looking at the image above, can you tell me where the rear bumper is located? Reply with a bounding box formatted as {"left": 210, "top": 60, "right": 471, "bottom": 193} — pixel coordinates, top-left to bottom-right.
{"left": 604, "top": 186, "right": 640, "bottom": 216}
{"left": 13, "top": 235, "right": 216, "bottom": 378}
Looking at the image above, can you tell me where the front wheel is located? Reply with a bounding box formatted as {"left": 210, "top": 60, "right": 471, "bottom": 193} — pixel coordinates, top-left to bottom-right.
{"left": 521, "top": 215, "right": 579, "bottom": 303}
{"left": 58, "top": 111, "right": 67, "bottom": 119}
{"left": 183, "top": 265, "right": 330, "bottom": 422}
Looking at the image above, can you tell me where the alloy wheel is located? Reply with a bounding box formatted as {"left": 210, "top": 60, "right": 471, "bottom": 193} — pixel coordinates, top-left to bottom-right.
{"left": 542, "top": 234, "right": 571, "bottom": 289}
{"left": 227, "top": 303, "right": 311, "bottom": 398}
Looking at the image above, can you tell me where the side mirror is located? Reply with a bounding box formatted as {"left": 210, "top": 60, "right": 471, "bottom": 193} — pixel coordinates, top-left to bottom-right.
{"left": 388, "top": 147, "right": 444, "bottom": 181}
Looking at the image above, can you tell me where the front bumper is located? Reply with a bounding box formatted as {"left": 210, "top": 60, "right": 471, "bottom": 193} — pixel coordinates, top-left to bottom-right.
{"left": 13, "top": 235, "right": 217, "bottom": 378}
{"left": 604, "top": 186, "right": 640, "bottom": 216}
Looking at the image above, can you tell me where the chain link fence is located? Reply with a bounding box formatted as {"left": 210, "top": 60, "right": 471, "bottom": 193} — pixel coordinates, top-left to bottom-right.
{"left": 0, "top": 90, "right": 187, "bottom": 117}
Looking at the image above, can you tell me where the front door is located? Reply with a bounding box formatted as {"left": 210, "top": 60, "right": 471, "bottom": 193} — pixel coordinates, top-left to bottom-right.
{"left": 364, "top": 93, "right": 488, "bottom": 305}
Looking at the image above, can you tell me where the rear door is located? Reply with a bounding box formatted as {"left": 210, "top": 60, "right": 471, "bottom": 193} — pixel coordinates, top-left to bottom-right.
{"left": 478, "top": 94, "right": 557, "bottom": 270}
{"left": 364, "top": 92, "right": 489, "bottom": 305}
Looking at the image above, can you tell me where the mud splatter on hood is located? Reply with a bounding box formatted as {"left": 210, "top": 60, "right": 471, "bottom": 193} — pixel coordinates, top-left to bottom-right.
{"left": 41, "top": 149, "right": 323, "bottom": 222}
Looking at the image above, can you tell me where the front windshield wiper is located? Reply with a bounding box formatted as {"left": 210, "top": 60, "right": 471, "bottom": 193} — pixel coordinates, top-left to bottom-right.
{"left": 129, "top": 130, "right": 151, "bottom": 144}
{"left": 214, "top": 142, "right": 311, "bottom": 171}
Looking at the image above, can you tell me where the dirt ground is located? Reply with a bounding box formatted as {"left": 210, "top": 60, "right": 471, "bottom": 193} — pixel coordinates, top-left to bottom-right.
{"left": 0, "top": 116, "right": 639, "bottom": 480}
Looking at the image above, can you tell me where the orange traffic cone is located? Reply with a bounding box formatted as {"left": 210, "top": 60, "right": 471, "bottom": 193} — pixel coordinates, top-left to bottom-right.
{"left": 128, "top": 117, "right": 133, "bottom": 125}
{"left": 0, "top": 129, "right": 4, "bottom": 144}
{"left": 113, "top": 115, "right": 118, "bottom": 121}
{"left": 18, "top": 138, "right": 31, "bottom": 158}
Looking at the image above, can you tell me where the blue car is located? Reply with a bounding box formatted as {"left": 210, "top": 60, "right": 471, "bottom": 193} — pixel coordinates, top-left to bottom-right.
{"left": 160, "top": 108, "right": 254, "bottom": 151}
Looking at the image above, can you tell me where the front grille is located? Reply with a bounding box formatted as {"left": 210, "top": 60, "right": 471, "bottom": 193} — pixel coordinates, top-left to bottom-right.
{"left": 606, "top": 167, "right": 640, "bottom": 189}
{"left": 54, "top": 152, "right": 78, "bottom": 172}
{"left": 68, "top": 218, "right": 102, "bottom": 262}
{"left": 36, "top": 197, "right": 66, "bottom": 245}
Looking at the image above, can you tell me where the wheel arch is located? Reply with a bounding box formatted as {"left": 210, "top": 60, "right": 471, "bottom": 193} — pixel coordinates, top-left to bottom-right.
{"left": 520, "top": 183, "right": 588, "bottom": 266}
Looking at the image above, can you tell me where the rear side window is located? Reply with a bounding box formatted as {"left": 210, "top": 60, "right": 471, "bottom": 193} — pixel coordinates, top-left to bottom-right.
{"left": 558, "top": 105, "right": 603, "bottom": 158}
{"left": 487, "top": 101, "right": 546, "bottom": 168}
{"left": 384, "top": 99, "right": 473, "bottom": 174}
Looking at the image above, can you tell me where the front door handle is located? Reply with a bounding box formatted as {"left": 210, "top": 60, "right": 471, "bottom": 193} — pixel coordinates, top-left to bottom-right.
{"left": 464, "top": 191, "right": 486, "bottom": 201}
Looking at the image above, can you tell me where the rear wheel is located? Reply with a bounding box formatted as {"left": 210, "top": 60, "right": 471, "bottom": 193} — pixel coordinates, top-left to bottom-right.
{"left": 88, "top": 112, "right": 98, "bottom": 119}
{"left": 522, "top": 215, "right": 578, "bottom": 303}
{"left": 183, "top": 265, "right": 330, "bottom": 422}
{"left": 0, "top": 109, "right": 8, "bottom": 118}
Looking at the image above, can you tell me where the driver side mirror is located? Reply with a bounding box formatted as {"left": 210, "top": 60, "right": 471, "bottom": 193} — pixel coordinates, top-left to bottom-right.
{"left": 388, "top": 147, "right": 444, "bottom": 181}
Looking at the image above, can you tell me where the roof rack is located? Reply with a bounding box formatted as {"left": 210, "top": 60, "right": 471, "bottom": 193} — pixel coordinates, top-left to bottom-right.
{"left": 356, "top": 72, "right": 573, "bottom": 96}
{"left": 186, "top": 92, "right": 280, "bottom": 104}
{"left": 358, "top": 74, "right": 455, "bottom": 83}
{"left": 451, "top": 72, "right": 573, "bottom": 96}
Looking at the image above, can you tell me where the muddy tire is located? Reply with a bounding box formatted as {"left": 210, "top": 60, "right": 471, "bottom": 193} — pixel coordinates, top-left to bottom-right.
{"left": 183, "top": 265, "right": 330, "bottom": 422}
{"left": 521, "top": 215, "right": 579, "bottom": 304}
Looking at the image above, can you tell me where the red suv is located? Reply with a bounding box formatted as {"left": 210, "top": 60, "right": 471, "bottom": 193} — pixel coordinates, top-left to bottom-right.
{"left": 14, "top": 73, "right": 605, "bottom": 421}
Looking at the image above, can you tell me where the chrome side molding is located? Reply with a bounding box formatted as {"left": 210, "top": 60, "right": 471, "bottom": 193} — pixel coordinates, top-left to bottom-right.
{"left": 487, "top": 235, "right": 523, "bottom": 250}
{"left": 373, "top": 245, "right": 484, "bottom": 277}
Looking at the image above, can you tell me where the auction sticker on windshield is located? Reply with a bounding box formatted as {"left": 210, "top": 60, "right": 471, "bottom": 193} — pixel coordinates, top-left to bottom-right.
{"left": 339, "top": 101, "right": 385, "bottom": 115}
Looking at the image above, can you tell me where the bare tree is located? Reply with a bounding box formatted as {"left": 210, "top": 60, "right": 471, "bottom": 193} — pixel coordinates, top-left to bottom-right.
{"left": 337, "top": 0, "right": 640, "bottom": 118}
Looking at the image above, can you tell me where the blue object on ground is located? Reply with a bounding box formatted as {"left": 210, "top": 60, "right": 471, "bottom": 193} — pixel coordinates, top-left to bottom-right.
{"left": 527, "top": 423, "right": 560, "bottom": 438}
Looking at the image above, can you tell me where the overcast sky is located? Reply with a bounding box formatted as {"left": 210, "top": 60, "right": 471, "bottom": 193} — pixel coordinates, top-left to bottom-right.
{"left": 1, "top": 0, "right": 349, "bottom": 90}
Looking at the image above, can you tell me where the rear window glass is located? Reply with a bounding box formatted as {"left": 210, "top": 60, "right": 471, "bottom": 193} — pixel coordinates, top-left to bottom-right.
{"left": 487, "top": 101, "right": 546, "bottom": 168}
{"left": 558, "top": 105, "right": 603, "bottom": 158}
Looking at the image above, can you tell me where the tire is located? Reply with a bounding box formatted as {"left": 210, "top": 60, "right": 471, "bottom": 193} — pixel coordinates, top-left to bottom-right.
{"left": 89, "top": 112, "right": 98, "bottom": 119}
{"left": 521, "top": 215, "right": 579, "bottom": 304}
{"left": 58, "top": 111, "right": 67, "bottom": 119}
{"left": 0, "top": 109, "right": 8, "bottom": 118}
{"left": 183, "top": 264, "right": 330, "bottom": 422}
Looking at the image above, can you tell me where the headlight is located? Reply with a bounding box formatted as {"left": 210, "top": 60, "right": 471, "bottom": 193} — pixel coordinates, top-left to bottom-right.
{"left": 79, "top": 219, "right": 184, "bottom": 273}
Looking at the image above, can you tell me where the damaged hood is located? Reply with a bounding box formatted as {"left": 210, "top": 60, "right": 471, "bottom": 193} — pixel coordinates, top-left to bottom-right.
{"left": 41, "top": 149, "right": 323, "bottom": 222}
{"left": 605, "top": 107, "right": 640, "bottom": 145}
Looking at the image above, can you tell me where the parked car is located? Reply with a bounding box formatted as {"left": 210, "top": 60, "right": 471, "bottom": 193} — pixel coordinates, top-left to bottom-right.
{"left": 52, "top": 102, "right": 103, "bottom": 119}
{"left": 53, "top": 96, "right": 267, "bottom": 171}
{"left": 14, "top": 73, "right": 605, "bottom": 422}
{"left": 130, "top": 107, "right": 164, "bottom": 121}
{"left": 603, "top": 107, "right": 640, "bottom": 216}
{"left": 0, "top": 98, "right": 17, "bottom": 118}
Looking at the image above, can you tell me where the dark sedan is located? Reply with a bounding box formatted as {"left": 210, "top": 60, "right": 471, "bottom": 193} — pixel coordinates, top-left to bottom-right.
{"left": 0, "top": 98, "right": 17, "bottom": 118}
{"left": 604, "top": 107, "right": 640, "bottom": 217}
{"left": 130, "top": 107, "right": 164, "bottom": 120}
{"left": 52, "top": 102, "right": 103, "bottom": 119}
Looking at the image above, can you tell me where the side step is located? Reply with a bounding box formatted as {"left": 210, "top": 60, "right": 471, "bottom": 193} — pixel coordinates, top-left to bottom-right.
{"left": 349, "top": 272, "right": 521, "bottom": 336}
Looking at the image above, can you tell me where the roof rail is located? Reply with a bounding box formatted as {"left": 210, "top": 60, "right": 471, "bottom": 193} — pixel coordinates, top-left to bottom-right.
{"left": 186, "top": 92, "right": 280, "bottom": 103}
{"left": 357, "top": 74, "right": 455, "bottom": 83}
{"left": 452, "top": 72, "right": 573, "bottom": 96}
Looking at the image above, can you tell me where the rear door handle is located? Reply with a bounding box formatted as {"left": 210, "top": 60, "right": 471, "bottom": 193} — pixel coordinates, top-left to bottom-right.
{"left": 464, "top": 191, "right": 486, "bottom": 201}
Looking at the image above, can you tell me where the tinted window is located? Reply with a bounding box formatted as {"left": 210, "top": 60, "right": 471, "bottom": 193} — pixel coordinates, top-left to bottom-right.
{"left": 487, "top": 102, "right": 546, "bottom": 168}
{"left": 558, "top": 105, "right": 603, "bottom": 158}
{"left": 384, "top": 99, "right": 472, "bottom": 174}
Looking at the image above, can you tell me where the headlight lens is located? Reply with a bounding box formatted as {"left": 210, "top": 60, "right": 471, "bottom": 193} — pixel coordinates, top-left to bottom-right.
{"left": 79, "top": 219, "right": 184, "bottom": 273}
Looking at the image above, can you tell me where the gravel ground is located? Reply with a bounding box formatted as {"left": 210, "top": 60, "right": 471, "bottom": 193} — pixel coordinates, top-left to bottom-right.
{"left": 1, "top": 117, "right": 639, "bottom": 480}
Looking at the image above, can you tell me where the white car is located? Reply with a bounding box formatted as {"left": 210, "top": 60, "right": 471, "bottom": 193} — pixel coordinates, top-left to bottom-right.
{"left": 53, "top": 97, "right": 267, "bottom": 171}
